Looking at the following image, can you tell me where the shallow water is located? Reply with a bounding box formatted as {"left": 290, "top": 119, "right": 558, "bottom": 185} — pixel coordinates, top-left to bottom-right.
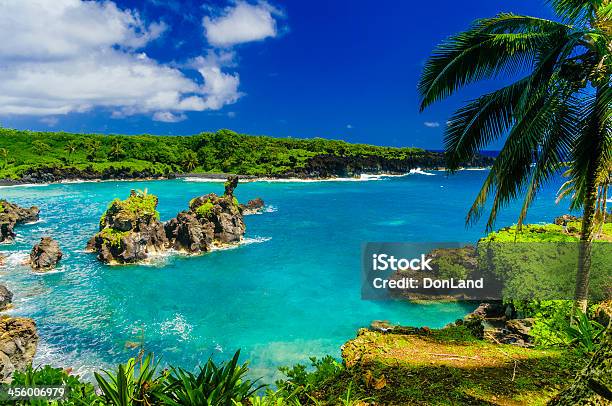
{"left": 0, "top": 171, "right": 571, "bottom": 380}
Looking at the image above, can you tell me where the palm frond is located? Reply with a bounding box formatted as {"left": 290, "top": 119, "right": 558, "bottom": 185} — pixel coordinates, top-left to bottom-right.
{"left": 547, "top": 0, "right": 603, "bottom": 24}
{"left": 418, "top": 14, "right": 570, "bottom": 110}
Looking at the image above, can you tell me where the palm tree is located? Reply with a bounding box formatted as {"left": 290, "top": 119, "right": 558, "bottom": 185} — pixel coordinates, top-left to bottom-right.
{"left": 109, "top": 139, "right": 125, "bottom": 161}
{"left": 64, "top": 141, "right": 78, "bottom": 163}
{"left": 181, "top": 150, "right": 199, "bottom": 172}
{"left": 85, "top": 140, "right": 101, "bottom": 162}
{"left": 418, "top": 0, "right": 611, "bottom": 312}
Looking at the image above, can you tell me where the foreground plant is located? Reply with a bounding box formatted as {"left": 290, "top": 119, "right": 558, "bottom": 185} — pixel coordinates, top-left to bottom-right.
{"left": 94, "top": 354, "right": 166, "bottom": 406}
{"left": 160, "top": 350, "right": 264, "bottom": 406}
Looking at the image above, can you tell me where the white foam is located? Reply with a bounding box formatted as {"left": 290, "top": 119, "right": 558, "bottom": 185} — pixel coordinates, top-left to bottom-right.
{"left": 408, "top": 168, "right": 435, "bottom": 176}
{"left": 210, "top": 236, "right": 272, "bottom": 252}
{"left": 0, "top": 183, "right": 49, "bottom": 188}
{"left": 181, "top": 177, "right": 227, "bottom": 183}
{"left": 263, "top": 205, "right": 278, "bottom": 213}
{"left": 4, "top": 251, "right": 29, "bottom": 266}
{"left": 159, "top": 313, "right": 193, "bottom": 341}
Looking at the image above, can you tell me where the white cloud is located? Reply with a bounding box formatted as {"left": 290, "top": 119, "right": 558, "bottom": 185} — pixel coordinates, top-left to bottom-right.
{"left": 0, "top": 0, "right": 243, "bottom": 120}
{"left": 153, "top": 111, "right": 187, "bottom": 123}
{"left": 40, "top": 117, "right": 59, "bottom": 127}
{"left": 203, "top": 1, "right": 281, "bottom": 47}
{"left": 424, "top": 121, "right": 441, "bottom": 128}
{"left": 346, "top": 124, "right": 353, "bottom": 129}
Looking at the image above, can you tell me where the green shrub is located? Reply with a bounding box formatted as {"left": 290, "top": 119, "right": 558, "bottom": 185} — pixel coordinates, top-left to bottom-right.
{"left": 9, "top": 365, "right": 99, "bottom": 405}
{"left": 276, "top": 356, "right": 344, "bottom": 398}
{"left": 195, "top": 201, "right": 214, "bottom": 218}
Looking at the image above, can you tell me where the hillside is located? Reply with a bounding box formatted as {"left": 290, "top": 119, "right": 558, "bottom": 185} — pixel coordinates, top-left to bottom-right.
{"left": 0, "top": 128, "right": 494, "bottom": 182}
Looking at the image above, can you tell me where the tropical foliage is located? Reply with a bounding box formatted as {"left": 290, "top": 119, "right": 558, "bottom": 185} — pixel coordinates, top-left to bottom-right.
{"left": 418, "top": 0, "right": 611, "bottom": 310}
{"left": 0, "top": 128, "right": 424, "bottom": 179}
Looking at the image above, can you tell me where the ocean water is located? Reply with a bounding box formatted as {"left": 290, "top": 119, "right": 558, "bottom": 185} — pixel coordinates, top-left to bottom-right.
{"left": 0, "top": 170, "right": 571, "bottom": 380}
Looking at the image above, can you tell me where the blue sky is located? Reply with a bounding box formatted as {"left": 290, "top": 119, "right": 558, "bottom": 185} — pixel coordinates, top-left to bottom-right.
{"left": 0, "top": 0, "right": 556, "bottom": 148}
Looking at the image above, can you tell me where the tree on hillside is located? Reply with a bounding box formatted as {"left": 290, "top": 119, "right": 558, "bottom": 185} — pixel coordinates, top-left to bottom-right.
{"left": 181, "top": 150, "right": 199, "bottom": 172}
{"left": 84, "top": 140, "right": 102, "bottom": 162}
{"left": 0, "top": 148, "right": 7, "bottom": 169}
{"left": 32, "top": 140, "right": 51, "bottom": 156}
{"left": 109, "top": 140, "right": 125, "bottom": 162}
{"left": 418, "top": 0, "right": 611, "bottom": 312}
{"left": 64, "top": 141, "right": 78, "bottom": 163}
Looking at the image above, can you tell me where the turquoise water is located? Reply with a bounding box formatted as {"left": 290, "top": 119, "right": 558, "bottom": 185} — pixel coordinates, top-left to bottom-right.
{"left": 0, "top": 171, "right": 570, "bottom": 379}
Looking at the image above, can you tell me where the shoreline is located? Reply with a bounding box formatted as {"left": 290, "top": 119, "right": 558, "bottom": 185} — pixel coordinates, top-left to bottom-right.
{"left": 0, "top": 166, "right": 491, "bottom": 187}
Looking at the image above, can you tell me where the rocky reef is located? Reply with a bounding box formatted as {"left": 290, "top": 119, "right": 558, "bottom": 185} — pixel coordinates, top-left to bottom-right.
{"left": 0, "top": 200, "right": 39, "bottom": 243}
{"left": 29, "top": 237, "right": 63, "bottom": 270}
{"left": 0, "top": 317, "right": 38, "bottom": 383}
{"left": 239, "top": 198, "right": 265, "bottom": 215}
{"left": 165, "top": 176, "right": 246, "bottom": 253}
{"left": 89, "top": 177, "right": 250, "bottom": 263}
{"left": 0, "top": 285, "right": 12, "bottom": 311}
{"left": 87, "top": 190, "right": 168, "bottom": 264}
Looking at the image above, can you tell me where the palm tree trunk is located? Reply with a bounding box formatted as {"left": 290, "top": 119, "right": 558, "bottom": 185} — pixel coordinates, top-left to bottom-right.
{"left": 575, "top": 182, "right": 597, "bottom": 313}
{"left": 574, "top": 86, "right": 606, "bottom": 313}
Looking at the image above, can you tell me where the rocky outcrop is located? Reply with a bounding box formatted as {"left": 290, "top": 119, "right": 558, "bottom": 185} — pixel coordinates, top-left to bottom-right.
{"left": 17, "top": 165, "right": 170, "bottom": 184}
{"left": 549, "top": 327, "right": 612, "bottom": 405}
{"left": 283, "top": 152, "right": 495, "bottom": 178}
{"left": 0, "top": 285, "right": 12, "bottom": 311}
{"left": 88, "top": 178, "right": 250, "bottom": 263}
{"left": 165, "top": 176, "right": 246, "bottom": 253}
{"left": 0, "top": 200, "right": 39, "bottom": 243}
{"left": 87, "top": 190, "right": 168, "bottom": 264}
{"left": 0, "top": 317, "right": 38, "bottom": 383}
{"left": 240, "top": 198, "right": 265, "bottom": 215}
{"left": 29, "top": 237, "right": 63, "bottom": 270}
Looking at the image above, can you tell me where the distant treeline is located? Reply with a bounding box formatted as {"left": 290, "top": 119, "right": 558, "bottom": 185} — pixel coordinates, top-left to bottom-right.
{"left": 0, "top": 128, "right": 430, "bottom": 180}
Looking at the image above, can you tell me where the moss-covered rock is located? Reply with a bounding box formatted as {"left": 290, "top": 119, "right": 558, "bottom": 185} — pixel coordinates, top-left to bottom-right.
{"left": 87, "top": 190, "right": 167, "bottom": 264}
{"left": 165, "top": 176, "right": 246, "bottom": 253}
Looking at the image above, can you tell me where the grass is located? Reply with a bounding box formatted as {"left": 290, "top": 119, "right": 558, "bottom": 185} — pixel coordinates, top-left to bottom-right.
{"left": 324, "top": 328, "right": 586, "bottom": 406}
{"left": 482, "top": 222, "right": 612, "bottom": 243}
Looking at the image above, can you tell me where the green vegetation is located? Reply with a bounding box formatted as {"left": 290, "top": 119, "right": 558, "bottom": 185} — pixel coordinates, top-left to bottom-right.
{"left": 99, "top": 228, "right": 129, "bottom": 248}
{"left": 418, "top": 0, "right": 611, "bottom": 312}
{"left": 102, "top": 190, "right": 160, "bottom": 224}
{"left": 0, "top": 128, "right": 424, "bottom": 179}
{"left": 2, "top": 321, "right": 604, "bottom": 405}
{"left": 0, "top": 202, "right": 4, "bottom": 214}
{"left": 195, "top": 201, "right": 214, "bottom": 218}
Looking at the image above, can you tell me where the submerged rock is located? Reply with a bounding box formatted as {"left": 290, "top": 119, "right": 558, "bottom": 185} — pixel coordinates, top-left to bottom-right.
{"left": 87, "top": 190, "right": 168, "bottom": 264}
{"left": 240, "top": 198, "right": 265, "bottom": 215}
{"left": 0, "top": 285, "right": 12, "bottom": 311}
{"left": 29, "top": 237, "right": 63, "bottom": 270}
{"left": 0, "top": 317, "right": 38, "bottom": 383}
{"left": 0, "top": 200, "right": 40, "bottom": 243}
{"left": 165, "top": 176, "right": 246, "bottom": 253}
